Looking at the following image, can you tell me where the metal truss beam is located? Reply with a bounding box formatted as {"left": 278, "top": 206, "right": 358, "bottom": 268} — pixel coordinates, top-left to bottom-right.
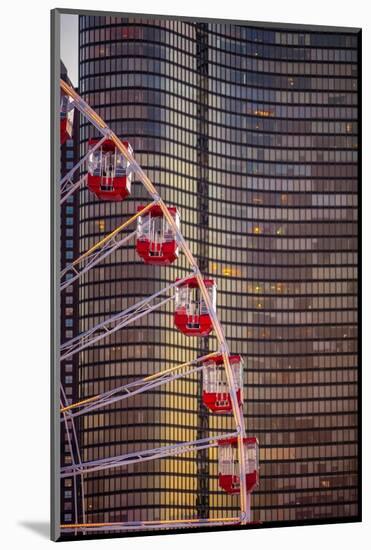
{"left": 60, "top": 201, "right": 156, "bottom": 291}
{"left": 71, "top": 199, "right": 156, "bottom": 268}
{"left": 60, "top": 275, "right": 192, "bottom": 361}
{"left": 60, "top": 229, "right": 135, "bottom": 291}
{"left": 60, "top": 386, "right": 86, "bottom": 525}
{"left": 61, "top": 432, "right": 238, "bottom": 478}
{"left": 60, "top": 135, "right": 107, "bottom": 204}
{"left": 60, "top": 351, "right": 220, "bottom": 418}
{"left": 60, "top": 517, "right": 241, "bottom": 533}
{"left": 60, "top": 174, "right": 87, "bottom": 205}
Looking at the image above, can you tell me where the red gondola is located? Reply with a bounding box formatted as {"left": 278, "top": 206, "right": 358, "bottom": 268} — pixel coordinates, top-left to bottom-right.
{"left": 174, "top": 278, "right": 216, "bottom": 337}
{"left": 60, "top": 92, "right": 74, "bottom": 145}
{"left": 87, "top": 138, "right": 133, "bottom": 201}
{"left": 218, "top": 437, "right": 259, "bottom": 494}
{"left": 136, "top": 205, "right": 180, "bottom": 265}
{"left": 202, "top": 355, "right": 243, "bottom": 413}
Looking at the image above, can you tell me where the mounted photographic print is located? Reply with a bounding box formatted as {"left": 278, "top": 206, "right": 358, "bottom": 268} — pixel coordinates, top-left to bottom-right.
{"left": 51, "top": 8, "right": 361, "bottom": 541}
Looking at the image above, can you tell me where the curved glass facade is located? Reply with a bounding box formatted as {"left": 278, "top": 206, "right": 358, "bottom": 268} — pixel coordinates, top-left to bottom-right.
{"left": 206, "top": 24, "right": 358, "bottom": 522}
{"left": 72, "top": 15, "right": 359, "bottom": 529}
{"left": 78, "top": 17, "right": 213, "bottom": 526}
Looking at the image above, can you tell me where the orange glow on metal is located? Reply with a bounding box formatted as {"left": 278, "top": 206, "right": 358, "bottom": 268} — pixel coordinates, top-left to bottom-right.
{"left": 60, "top": 393, "right": 102, "bottom": 413}
{"left": 60, "top": 517, "right": 240, "bottom": 529}
{"left": 143, "top": 351, "right": 219, "bottom": 383}
{"left": 60, "top": 352, "right": 219, "bottom": 414}
{"left": 72, "top": 200, "right": 156, "bottom": 267}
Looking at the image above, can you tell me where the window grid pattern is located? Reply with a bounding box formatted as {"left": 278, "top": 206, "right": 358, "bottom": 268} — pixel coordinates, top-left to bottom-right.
{"left": 69, "top": 16, "right": 359, "bottom": 529}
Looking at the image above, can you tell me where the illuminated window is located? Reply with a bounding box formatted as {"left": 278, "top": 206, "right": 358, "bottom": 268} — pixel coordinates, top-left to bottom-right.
{"left": 222, "top": 266, "right": 240, "bottom": 277}
{"left": 254, "top": 109, "right": 274, "bottom": 117}
{"left": 280, "top": 194, "right": 288, "bottom": 204}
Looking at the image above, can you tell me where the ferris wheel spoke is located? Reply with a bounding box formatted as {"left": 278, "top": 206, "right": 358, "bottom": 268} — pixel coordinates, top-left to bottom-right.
{"left": 60, "top": 386, "right": 87, "bottom": 526}
{"left": 60, "top": 351, "right": 221, "bottom": 418}
{"left": 60, "top": 229, "right": 136, "bottom": 291}
{"left": 61, "top": 366, "right": 202, "bottom": 419}
{"left": 60, "top": 275, "right": 194, "bottom": 361}
{"left": 60, "top": 202, "right": 156, "bottom": 291}
{"left": 60, "top": 517, "right": 242, "bottom": 533}
{"left": 60, "top": 432, "right": 238, "bottom": 478}
{"left": 72, "top": 200, "right": 157, "bottom": 268}
{"left": 60, "top": 174, "right": 88, "bottom": 205}
{"left": 60, "top": 294, "right": 173, "bottom": 360}
{"left": 60, "top": 135, "right": 107, "bottom": 193}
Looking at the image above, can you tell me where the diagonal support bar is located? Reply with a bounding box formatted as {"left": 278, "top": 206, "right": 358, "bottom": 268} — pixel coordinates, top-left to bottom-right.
{"left": 60, "top": 174, "right": 88, "bottom": 205}
{"left": 60, "top": 275, "right": 193, "bottom": 361}
{"left": 60, "top": 134, "right": 106, "bottom": 190}
{"left": 60, "top": 386, "right": 86, "bottom": 525}
{"left": 60, "top": 351, "right": 220, "bottom": 417}
{"left": 60, "top": 517, "right": 241, "bottom": 533}
{"left": 61, "top": 432, "right": 238, "bottom": 478}
{"left": 60, "top": 229, "right": 136, "bottom": 291}
{"left": 71, "top": 199, "right": 157, "bottom": 269}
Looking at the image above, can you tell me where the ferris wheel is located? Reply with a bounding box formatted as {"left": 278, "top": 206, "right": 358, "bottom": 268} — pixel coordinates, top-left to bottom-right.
{"left": 59, "top": 79, "right": 259, "bottom": 535}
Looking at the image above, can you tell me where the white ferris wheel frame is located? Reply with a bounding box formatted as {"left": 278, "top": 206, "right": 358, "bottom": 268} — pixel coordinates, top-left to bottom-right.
{"left": 59, "top": 78, "right": 251, "bottom": 533}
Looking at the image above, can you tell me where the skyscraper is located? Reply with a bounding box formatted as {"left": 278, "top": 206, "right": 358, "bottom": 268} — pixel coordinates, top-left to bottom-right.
{"left": 64, "top": 15, "right": 359, "bottom": 533}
